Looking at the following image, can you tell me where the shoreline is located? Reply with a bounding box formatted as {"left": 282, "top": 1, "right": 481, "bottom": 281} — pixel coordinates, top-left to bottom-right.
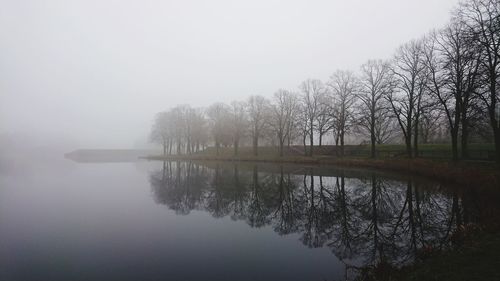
{"left": 145, "top": 153, "right": 500, "bottom": 280}
{"left": 144, "top": 154, "right": 500, "bottom": 190}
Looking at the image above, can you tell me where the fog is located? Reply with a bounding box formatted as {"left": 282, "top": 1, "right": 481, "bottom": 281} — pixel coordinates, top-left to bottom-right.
{"left": 0, "top": 0, "right": 459, "bottom": 149}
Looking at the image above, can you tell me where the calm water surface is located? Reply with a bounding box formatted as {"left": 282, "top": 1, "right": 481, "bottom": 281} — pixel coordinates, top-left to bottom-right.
{"left": 0, "top": 156, "right": 488, "bottom": 281}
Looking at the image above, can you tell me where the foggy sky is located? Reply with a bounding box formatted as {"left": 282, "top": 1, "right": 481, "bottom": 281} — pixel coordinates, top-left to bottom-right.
{"left": 0, "top": 0, "right": 460, "bottom": 148}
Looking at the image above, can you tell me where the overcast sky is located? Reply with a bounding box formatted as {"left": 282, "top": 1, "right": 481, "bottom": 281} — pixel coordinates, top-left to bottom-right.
{"left": 0, "top": 0, "right": 460, "bottom": 148}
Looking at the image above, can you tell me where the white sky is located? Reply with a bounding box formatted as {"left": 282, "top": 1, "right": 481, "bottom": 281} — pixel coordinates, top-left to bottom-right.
{"left": 0, "top": 0, "right": 460, "bottom": 148}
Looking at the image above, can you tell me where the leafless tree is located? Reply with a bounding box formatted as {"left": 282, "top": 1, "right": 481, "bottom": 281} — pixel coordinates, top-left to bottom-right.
{"left": 315, "top": 93, "right": 334, "bottom": 147}
{"left": 190, "top": 108, "right": 208, "bottom": 152}
{"left": 183, "top": 106, "right": 196, "bottom": 154}
{"left": 207, "top": 103, "right": 231, "bottom": 156}
{"left": 423, "top": 23, "right": 482, "bottom": 161}
{"left": 328, "top": 71, "right": 358, "bottom": 157}
{"left": 458, "top": 0, "right": 500, "bottom": 162}
{"left": 419, "top": 106, "right": 446, "bottom": 144}
{"left": 358, "top": 60, "right": 395, "bottom": 158}
{"left": 150, "top": 110, "right": 173, "bottom": 156}
{"left": 229, "top": 101, "right": 247, "bottom": 156}
{"left": 247, "top": 95, "right": 270, "bottom": 156}
{"left": 296, "top": 106, "right": 311, "bottom": 156}
{"left": 269, "top": 89, "right": 299, "bottom": 157}
{"left": 300, "top": 79, "right": 324, "bottom": 156}
{"left": 286, "top": 92, "right": 302, "bottom": 148}
{"left": 388, "top": 40, "right": 427, "bottom": 158}
{"left": 170, "top": 105, "right": 189, "bottom": 154}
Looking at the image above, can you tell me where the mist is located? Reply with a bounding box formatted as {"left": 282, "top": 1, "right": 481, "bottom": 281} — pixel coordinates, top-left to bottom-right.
{"left": 0, "top": 0, "right": 459, "bottom": 149}
{"left": 3, "top": 1, "right": 500, "bottom": 280}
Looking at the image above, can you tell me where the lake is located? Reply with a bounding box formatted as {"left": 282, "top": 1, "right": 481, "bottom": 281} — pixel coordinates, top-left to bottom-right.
{"left": 0, "top": 156, "right": 492, "bottom": 281}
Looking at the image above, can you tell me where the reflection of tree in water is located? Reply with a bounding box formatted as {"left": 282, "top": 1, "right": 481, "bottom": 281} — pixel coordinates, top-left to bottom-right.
{"left": 150, "top": 161, "right": 210, "bottom": 215}
{"left": 148, "top": 161, "right": 479, "bottom": 272}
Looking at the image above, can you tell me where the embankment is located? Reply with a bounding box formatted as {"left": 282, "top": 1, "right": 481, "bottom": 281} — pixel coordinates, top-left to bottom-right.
{"left": 145, "top": 153, "right": 500, "bottom": 190}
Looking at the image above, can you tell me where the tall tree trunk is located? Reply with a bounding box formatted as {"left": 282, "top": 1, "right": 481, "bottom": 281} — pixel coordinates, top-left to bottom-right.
{"left": 405, "top": 136, "right": 412, "bottom": 159}
{"left": 406, "top": 109, "right": 413, "bottom": 158}
{"left": 487, "top": 93, "right": 500, "bottom": 162}
{"left": 493, "top": 125, "right": 500, "bottom": 163}
{"left": 370, "top": 119, "right": 376, "bottom": 159}
{"left": 413, "top": 116, "right": 419, "bottom": 158}
{"left": 279, "top": 141, "right": 284, "bottom": 157}
{"left": 370, "top": 103, "right": 376, "bottom": 158}
{"left": 309, "top": 121, "right": 314, "bottom": 157}
{"left": 303, "top": 134, "right": 307, "bottom": 156}
{"left": 451, "top": 128, "right": 459, "bottom": 162}
{"left": 486, "top": 67, "right": 500, "bottom": 163}
{"left": 414, "top": 93, "right": 422, "bottom": 158}
{"left": 253, "top": 136, "right": 258, "bottom": 156}
{"left": 461, "top": 115, "right": 469, "bottom": 159}
{"left": 334, "top": 131, "right": 339, "bottom": 157}
{"left": 340, "top": 130, "right": 345, "bottom": 157}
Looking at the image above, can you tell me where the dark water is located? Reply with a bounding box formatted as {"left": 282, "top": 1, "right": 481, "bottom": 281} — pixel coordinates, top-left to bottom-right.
{"left": 0, "top": 158, "right": 491, "bottom": 281}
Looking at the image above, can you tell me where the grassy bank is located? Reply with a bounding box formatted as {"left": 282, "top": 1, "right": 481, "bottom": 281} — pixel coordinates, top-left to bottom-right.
{"left": 356, "top": 232, "right": 500, "bottom": 281}
{"left": 145, "top": 149, "right": 499, "bottom": 190}
{"left": 191, "top": 143, "right": 496, "bottom": 160}
{"left": 323, "top": 158, "right": 499, "bottom": 191}
{"left": 401, "top": 233, "right": 500, "bottom": 281}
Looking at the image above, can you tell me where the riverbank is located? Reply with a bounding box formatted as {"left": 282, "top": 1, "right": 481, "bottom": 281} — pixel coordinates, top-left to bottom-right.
{"left": 401, "top": 232, "right": 500, "bottom": 281}
{"left": 358, "top": 231, "right": 500, "bottom": 281}
{"left": 144, "top": 153, "right": 500, "bottom": 190}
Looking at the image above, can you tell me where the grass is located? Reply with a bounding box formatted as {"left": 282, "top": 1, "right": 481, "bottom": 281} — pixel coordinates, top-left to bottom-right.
{"left": 402, "top": 233, "right": 500, "bottom": 281}
{"left": 145, "top": 144, "right": 499, "bottom": 190}
{"left": 190, "top": 143, "right": 496, "bottom": 160}
{"left": 354, "top": 232, "right": 500, "bottom": 281}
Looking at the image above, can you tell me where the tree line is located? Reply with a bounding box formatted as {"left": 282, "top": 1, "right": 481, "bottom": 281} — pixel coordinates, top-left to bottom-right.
{"left": 151, "top": 0, "right": 499, "bottom": 162}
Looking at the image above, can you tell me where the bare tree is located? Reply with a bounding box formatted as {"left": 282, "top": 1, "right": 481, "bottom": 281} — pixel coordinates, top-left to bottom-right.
{"left": 247, "top": 95, "right": 270, "bottom": 156}
{"left": 388, "top": 40, "right": 427, "bottom": 158}
{"left": 444, "top": 23, "right": 481, "bottom": 159}
{"left": 458, "top": 0, "right": 500, "bottom": 162}
{"left": 286, "top": 92, "right": 302, "bottom": 148}
{"left": 170, "top": 105, "right": 188, "bottom": 154}
{"left": 150, "top": 111, "right": 172, "bottom": 156}
{"left": 183, "top": 105, "right": 195, "bottom": 154}
{"left": 190, "top": 108, "right": 208, "bottom": 152}
{"left": 419, "top": 106, "right": 446, "bottom": 144}
{"left": 269, "top": 89, "right": 299, "bottom": 157}
{"left": 297, "top": 106, "right": 311, "bottom": 156}
{"left": 207, "top": 103, "right": 231, "bottom": 156}
{"left": 328, "top": 71, "right": 358, "bottom": 157}
{"left": 229, "top": 101, "right": 247, "bottom": 156}
{"left": 300, "top": 79, "right": 324, "bottom": 156}
{"left": 315, "top": 93, "right": 334, "bottom": 147}
{"left": 358, "top": 60, "right": 395, "bottom": 158}
{"left": 423, "top": 22, "right": 482, "bottom": 161}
